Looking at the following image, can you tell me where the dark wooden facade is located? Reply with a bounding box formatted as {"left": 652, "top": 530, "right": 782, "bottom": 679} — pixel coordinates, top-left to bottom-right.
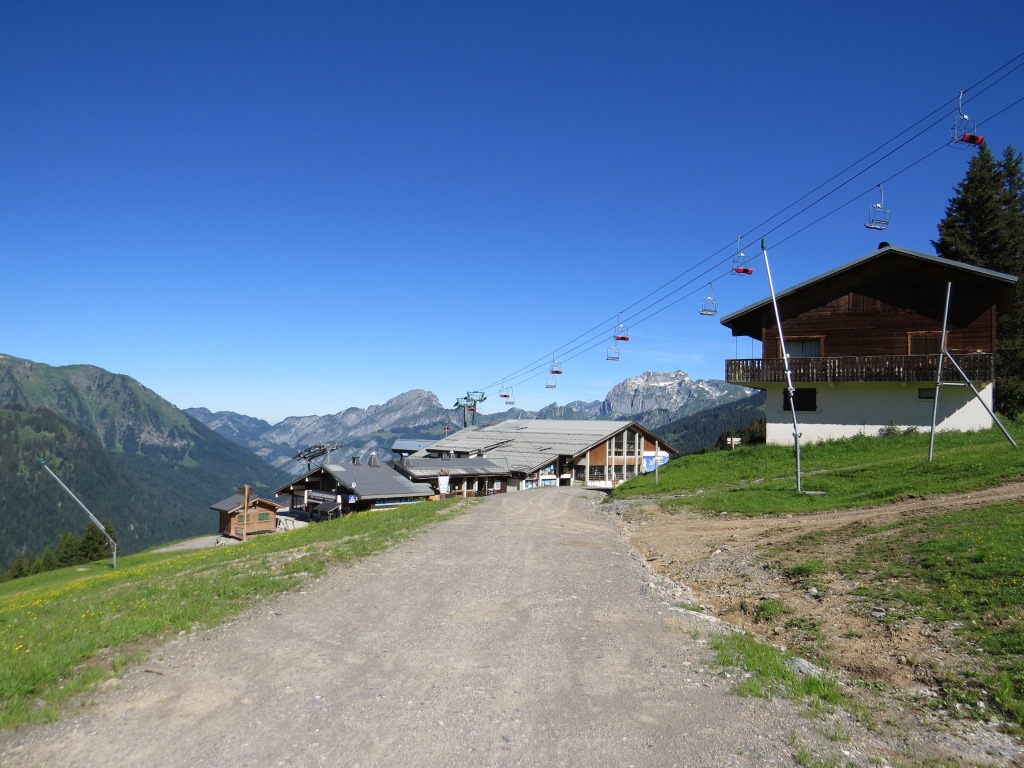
{"left": 721, "top": 247, "right": 1016, "bottom": 385}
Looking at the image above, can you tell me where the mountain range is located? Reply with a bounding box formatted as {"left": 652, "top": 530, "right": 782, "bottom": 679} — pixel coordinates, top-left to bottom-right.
{"left": 0, "top": 354, "right": 760, "bottom": 573}
{"left": 186, "top": 370, "right": 756, "bottom": 469}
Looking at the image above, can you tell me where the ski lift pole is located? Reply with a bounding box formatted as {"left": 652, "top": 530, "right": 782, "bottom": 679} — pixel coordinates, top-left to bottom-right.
{"left": 761, "top": 239, "right": 803, "bottom": 493}
{"left": 38, "top": 458, "right": 117, "bottom": 569}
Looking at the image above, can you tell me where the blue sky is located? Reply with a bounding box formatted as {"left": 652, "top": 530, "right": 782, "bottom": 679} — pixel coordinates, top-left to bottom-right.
{"left": 3, "top": 2, "right": 1023, "bottom": 424}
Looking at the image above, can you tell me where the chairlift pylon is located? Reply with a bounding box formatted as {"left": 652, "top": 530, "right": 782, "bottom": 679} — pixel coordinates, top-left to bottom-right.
{"left": 951, "top": 90, "right": 984, "bottom": 147}
{"left": 865, "top": 184, "right": 891, "bottom": 231}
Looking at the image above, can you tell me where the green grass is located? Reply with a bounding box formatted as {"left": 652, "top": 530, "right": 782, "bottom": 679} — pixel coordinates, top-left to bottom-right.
{"left": 710, "top": 631, "right": 846, "bottom": 707}
{"left": 612, "top": 422, "right": 1024, "bottom": 515}
{"left": 835, "top": 502, "right": 1024, "bottom": 727}
{"left": 619, "top": 421, "right": 1024, "bottom": 730}
{"left": 0, "top": 498, "right": 465, "bottom": 731}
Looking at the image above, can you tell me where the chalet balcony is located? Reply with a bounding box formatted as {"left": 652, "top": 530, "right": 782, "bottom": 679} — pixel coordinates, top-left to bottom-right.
{"left": 725, "top": 353, "right": 995, "bottom": 385}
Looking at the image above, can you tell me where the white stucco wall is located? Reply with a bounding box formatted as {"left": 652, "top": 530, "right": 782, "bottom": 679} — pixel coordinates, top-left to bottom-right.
{"left": 763, "top": 382, "right": 994, "bottom": 445}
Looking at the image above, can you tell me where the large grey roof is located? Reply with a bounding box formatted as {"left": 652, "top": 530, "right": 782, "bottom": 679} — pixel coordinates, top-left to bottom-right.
{"left": 421, "top": 419, "right": 671, "bottom": 474}
{"left": 393, "top": 456, "right": 510, "bottom": 480}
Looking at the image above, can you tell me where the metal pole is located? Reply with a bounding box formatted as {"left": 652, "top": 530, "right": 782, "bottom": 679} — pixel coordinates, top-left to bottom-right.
{"left": 761, "top": 240, "right": 803, "bottom": 493}
{"left": 655, "top": 440, "right": 660, "bottom": 485}
{"left": 38, "top": 459, "right": 117, "bottom": 569}
{"left": 928, "top": 283, "right": 951, "bottom": 462}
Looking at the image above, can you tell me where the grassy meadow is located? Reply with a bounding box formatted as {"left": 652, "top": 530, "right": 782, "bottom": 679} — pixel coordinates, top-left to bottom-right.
{"left": 0, "top": 498, "right": 465, "bottom": 730}
{"left": 614, "top": 421, "right": 1024, "bottom": 731}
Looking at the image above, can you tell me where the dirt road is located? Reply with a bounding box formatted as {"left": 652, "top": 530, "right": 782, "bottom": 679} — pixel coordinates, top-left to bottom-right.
{"left": 1, "top": 487, "right": 871, "bottom": 767}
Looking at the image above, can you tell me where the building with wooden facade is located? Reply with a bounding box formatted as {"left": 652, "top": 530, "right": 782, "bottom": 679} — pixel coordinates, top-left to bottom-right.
{"left": 210, "top": 494, "right": 283, "bottom": 539}
{"left": 416, "top": 419, "right": 674, "bottom": 490}
{"left": 273, "top": 452, "right": 433, "bottom": 518}
{"left": 720, "top": 245, "right": 1018, "bottom": 444}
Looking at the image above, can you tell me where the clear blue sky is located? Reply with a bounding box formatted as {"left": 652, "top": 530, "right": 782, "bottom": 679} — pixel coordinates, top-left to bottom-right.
{"left": 3, "top": 2, "right": 1023, "bottom": 424}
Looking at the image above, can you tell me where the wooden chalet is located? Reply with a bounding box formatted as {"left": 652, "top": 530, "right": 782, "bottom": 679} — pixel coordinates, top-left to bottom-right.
{"left": 418, "top": 419, "right": 674, "bottom": 490}
{"left": 210, "top": 494, "right": 283, "bottom": 539}
{"left": 274, "top": 452, "right": 432, "bottom": 518}
{"left": 720, "top": 245, "right": 1018, "bottom": 444}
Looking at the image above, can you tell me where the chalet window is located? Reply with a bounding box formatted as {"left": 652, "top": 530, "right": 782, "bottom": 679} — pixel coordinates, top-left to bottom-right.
{"left": 909, "top": 332, "right": 943, "bottom": 355}
{"left": 783, "top": 388, "right": 817, "bottom": 412}
{"left": 258, "top": 512, "right": 270, "bottom": 522}
{"left": 783, "top": 338, "right": 822, "bottom": 358}
{"left": 613, "top": 434, "right": 624, "bottom": 456}
{"left": 850, "top": 293, "right": 880, "bottom": 312}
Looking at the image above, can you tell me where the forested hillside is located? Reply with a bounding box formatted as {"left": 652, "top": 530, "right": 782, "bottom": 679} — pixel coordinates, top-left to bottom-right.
{"left": 0, "top": 356, "right": 284, "bottom": 571}
{"left": 657, "top": 391, "right": 766, "bottom": 455}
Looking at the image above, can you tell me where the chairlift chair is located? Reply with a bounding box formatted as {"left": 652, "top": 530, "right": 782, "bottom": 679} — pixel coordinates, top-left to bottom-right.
{"left": 607, "top": 344, "right": 620, "bottom": 361}
{"left": 951, "top": 90, "right": 984, "bottom": 147}
{"left": 545, "top": 376, "right": 557, "bottom": 389}
{"left": 732, "top": 236, "right": 754, "bottom": 275}
{"left": 613, "top": 312, "right": 630, "bottom": 341}
{"left": 865, "top": 185, "right": 891, "bottom": 231}
{"left": 699, "top": 288, "right": 718, "bottom": 317}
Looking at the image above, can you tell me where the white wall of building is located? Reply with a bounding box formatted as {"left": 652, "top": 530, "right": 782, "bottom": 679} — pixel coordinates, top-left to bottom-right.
{"left": 764, "top": 382, "right": 994, "bottom": 444}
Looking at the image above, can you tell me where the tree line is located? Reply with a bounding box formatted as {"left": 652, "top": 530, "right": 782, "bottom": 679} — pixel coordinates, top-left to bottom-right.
{"left": 2, "top": 519, "right": 119, "bottom": 581}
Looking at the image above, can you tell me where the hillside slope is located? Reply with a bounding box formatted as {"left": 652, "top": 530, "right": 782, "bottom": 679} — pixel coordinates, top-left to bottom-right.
{"left": 0, "top": 355, "right": 282, "bottom": 570}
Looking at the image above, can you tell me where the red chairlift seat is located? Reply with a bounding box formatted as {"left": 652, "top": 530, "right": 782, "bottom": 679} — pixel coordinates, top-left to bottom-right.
{"left": 733, "top": 266, "right": 754, "bottom": 275}
{"left": 550, "top": 368, "right": 563, "bottom": 375}
{"left": 614, "top": 334, "right": 630, "bottom": 341}
{"left": 959, "top": 133, "right": 984, "bottom": 145}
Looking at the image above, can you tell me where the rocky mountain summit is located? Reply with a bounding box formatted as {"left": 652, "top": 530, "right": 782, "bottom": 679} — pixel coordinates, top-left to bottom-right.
{"left": 187, "top": 371, "right": 755, "bottom": 469}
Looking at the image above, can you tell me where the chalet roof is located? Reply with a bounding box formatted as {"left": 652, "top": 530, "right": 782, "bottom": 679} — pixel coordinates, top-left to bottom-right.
{"left": 209, "top": 494, "right": 282, "bottom": 513}
{"left": 392, "top": 456, "right": 510, "bottom": 480}
{"left": 274, "top": 462, "right": 432, "bottom": 501}
{"left": 420, "top": 419, "right": 674, "bottom": 474}
{"left": 720, "top": 245, "right": 1018, "bottom": 340}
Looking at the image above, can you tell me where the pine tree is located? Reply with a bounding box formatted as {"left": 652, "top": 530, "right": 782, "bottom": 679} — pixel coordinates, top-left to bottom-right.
{"left": 80, "top": 523, "right": 111, "bottom": 562}
{"left": 934, "top": 144, "right": 1024, "bottom": 417}
{"left": 55, "top": 530, "right": 85, "bottom": 568}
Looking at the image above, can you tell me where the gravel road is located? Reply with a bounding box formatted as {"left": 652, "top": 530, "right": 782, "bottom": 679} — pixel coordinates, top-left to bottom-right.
{"left": 1, "top": 487, "right": 875, "bottom": 767}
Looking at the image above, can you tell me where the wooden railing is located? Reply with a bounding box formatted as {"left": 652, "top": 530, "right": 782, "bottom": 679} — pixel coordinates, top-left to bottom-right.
{"left": 725, "top": 353, "right": 994, "bottom": 384}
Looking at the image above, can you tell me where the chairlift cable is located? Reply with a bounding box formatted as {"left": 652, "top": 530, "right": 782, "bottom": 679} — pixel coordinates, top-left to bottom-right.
{"left": 469, "top": 55, "right": 1024, "bottom": 403}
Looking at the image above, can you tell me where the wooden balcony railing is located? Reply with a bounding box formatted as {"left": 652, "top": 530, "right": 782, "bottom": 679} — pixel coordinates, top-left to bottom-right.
{"left": 725, "top": 353, "right": 994, "bottom": 384}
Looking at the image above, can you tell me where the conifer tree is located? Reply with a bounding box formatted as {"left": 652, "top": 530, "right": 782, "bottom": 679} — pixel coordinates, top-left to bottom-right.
{"left": 934, "top": 144, "right": 1024, "bottom": 417}
{"left": 55, "top": 530, "right": 85, "bottom": 568}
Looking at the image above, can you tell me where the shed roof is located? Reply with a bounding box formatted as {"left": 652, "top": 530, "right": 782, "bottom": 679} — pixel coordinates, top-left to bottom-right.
{"left": 209, "top": 494, "right": 282, "bottom": 513}
{"left": 720, "top": 245, "right": 1018, "bottom": 340}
